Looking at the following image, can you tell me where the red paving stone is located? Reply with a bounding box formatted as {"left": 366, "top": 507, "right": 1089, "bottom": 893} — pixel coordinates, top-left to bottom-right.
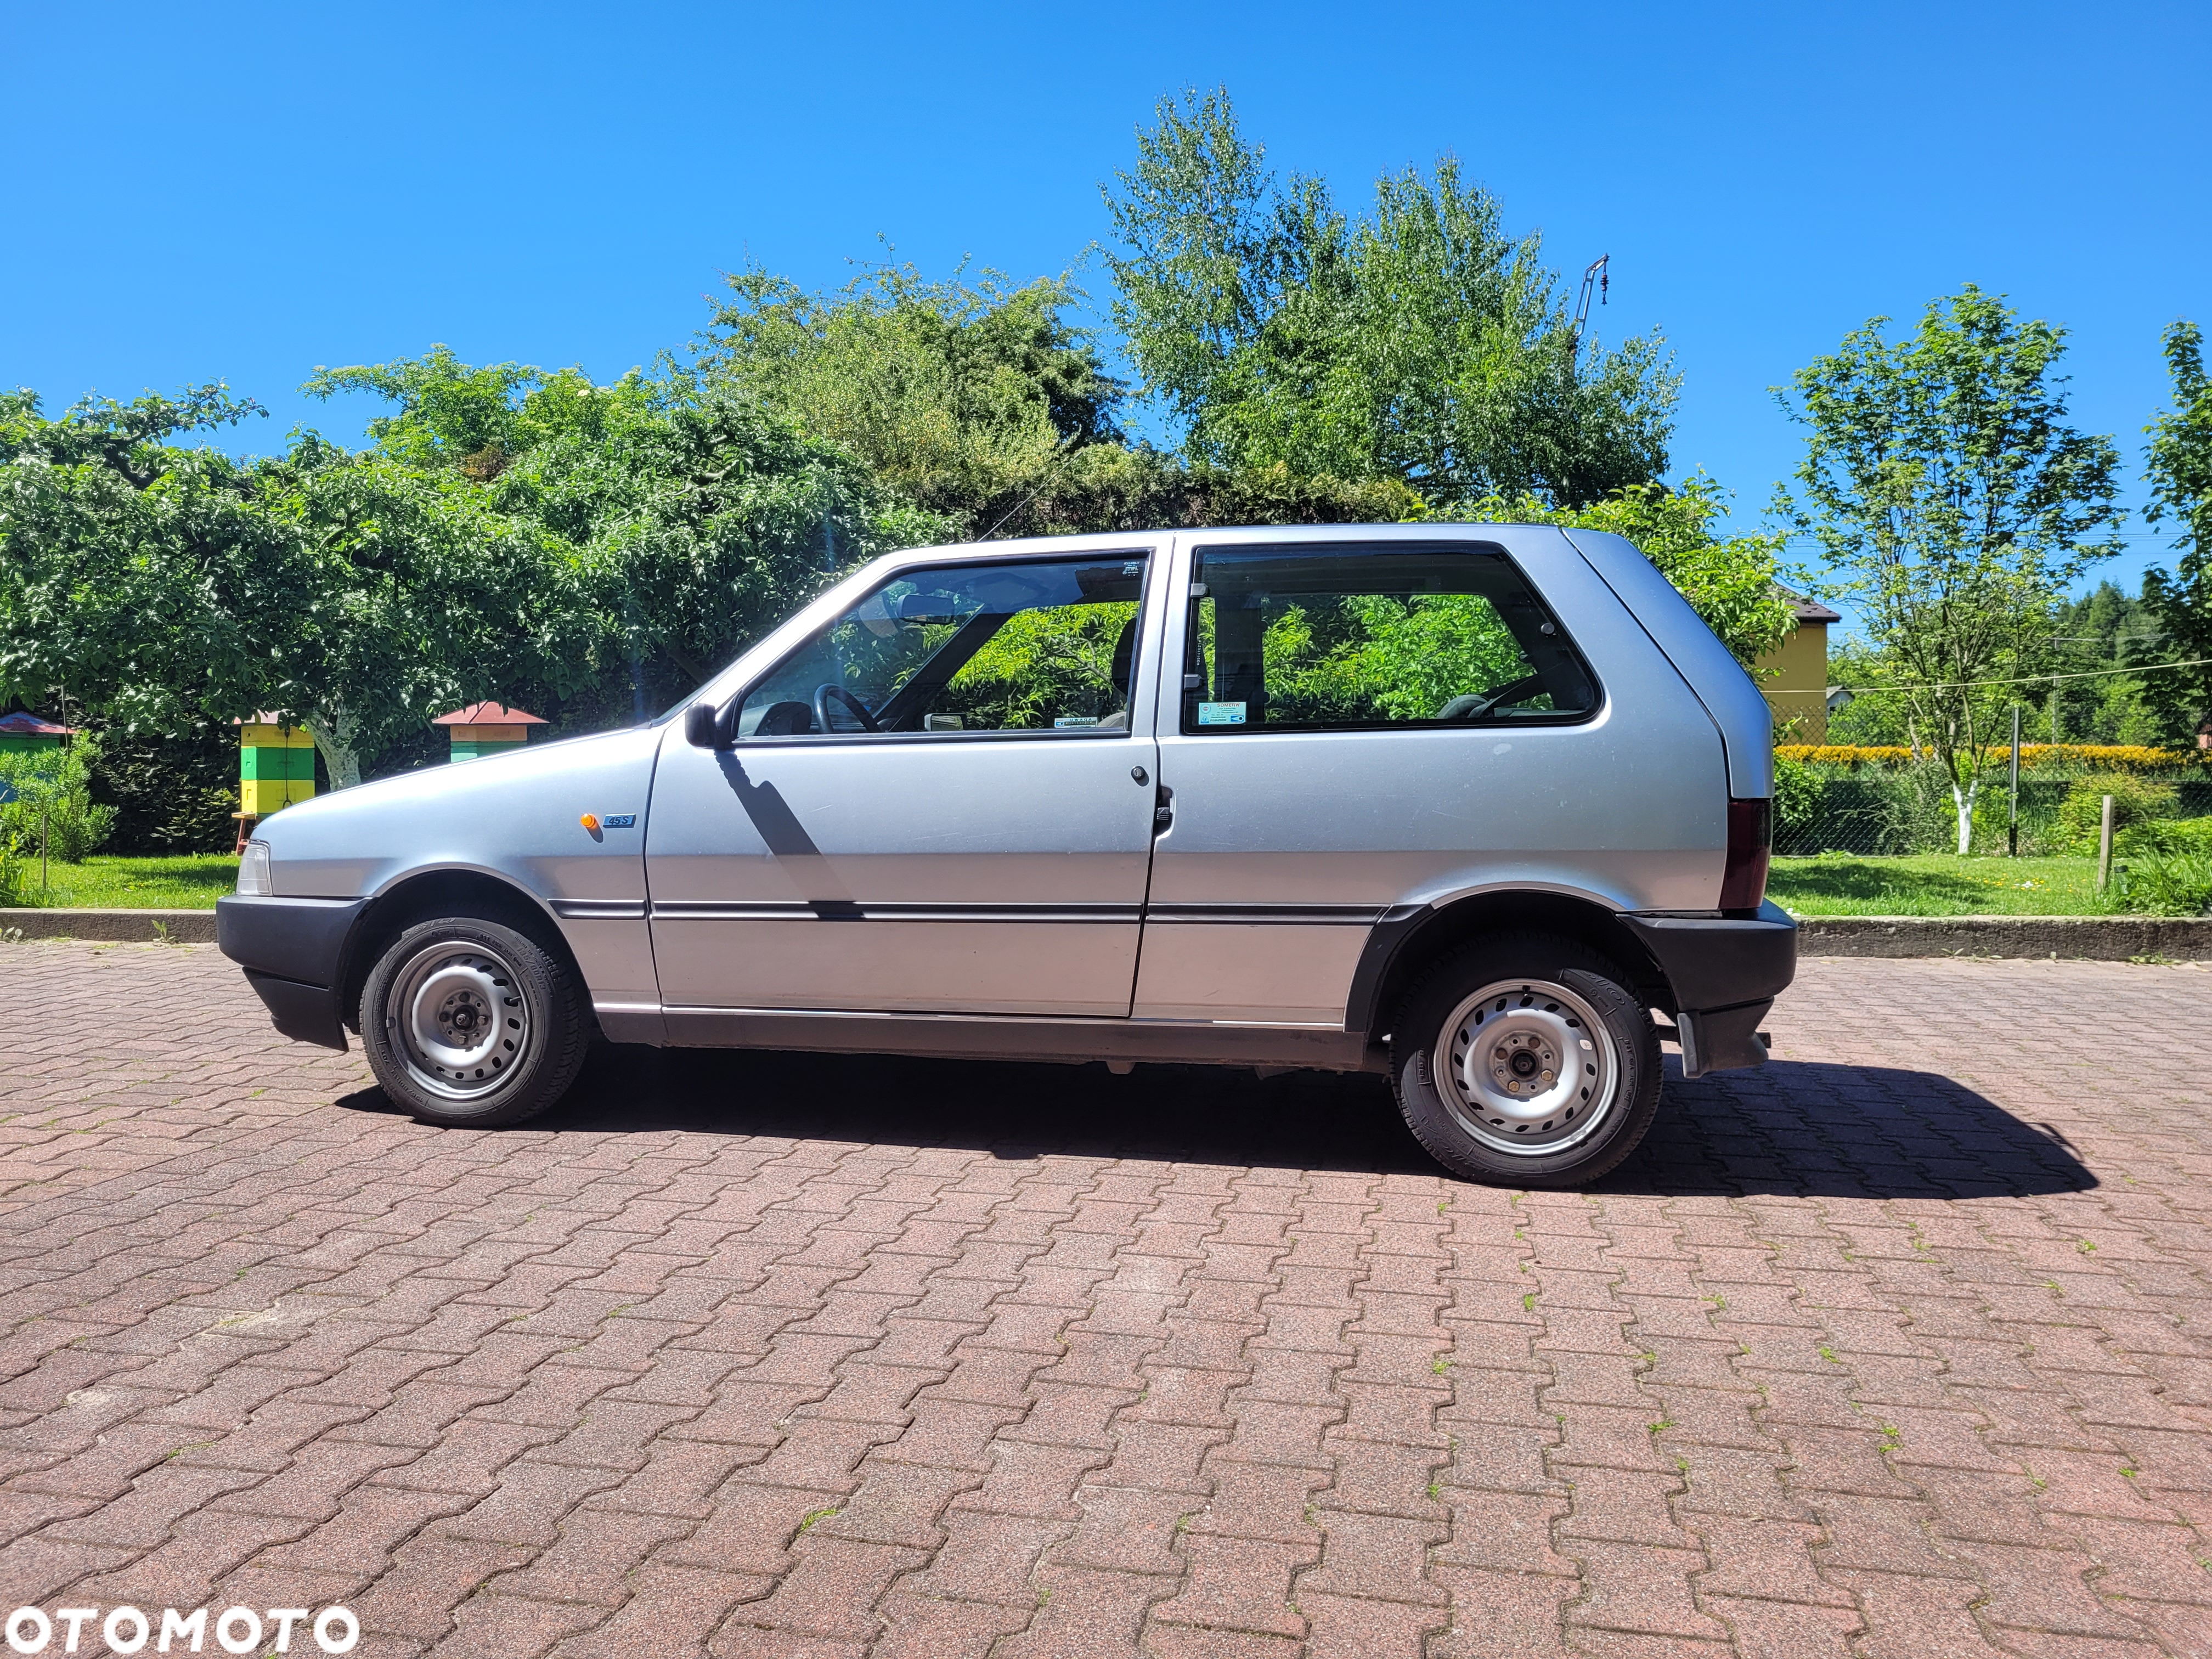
{"left": 1, "top": 938, "right": 2210, "bottom": 1656}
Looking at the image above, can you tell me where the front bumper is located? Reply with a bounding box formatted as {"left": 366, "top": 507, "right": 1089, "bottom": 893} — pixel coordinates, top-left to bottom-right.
{"left": 1621, "top": 898, "right": 1797, "bottom": 1077}
{"left": 216, "top": 894, "right": 369, "bottom": 1052}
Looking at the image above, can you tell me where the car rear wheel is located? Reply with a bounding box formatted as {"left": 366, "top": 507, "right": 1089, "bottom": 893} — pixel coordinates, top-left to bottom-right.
{"left": 360, "top": 917, "right": 588, "bottom": 1128}
{"left": 1390, "top": 932, "right": 1660, "bottom": 1188}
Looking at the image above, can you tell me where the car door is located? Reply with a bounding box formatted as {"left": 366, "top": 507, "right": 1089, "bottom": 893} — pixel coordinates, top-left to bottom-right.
{"left": 645, "top": 543, "right": 1168, "bottom": 1017}
{"left": 1136, "top": 528, "right": 1729, "bottom": 1025}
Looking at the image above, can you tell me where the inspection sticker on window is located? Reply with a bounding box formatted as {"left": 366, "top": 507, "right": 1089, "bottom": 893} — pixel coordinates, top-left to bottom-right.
{"left": 1053, "top": 716, "right": 1099, "bottom": 729}
{"left": 1196, "top": 701, "right": 1248, "bottom": 726}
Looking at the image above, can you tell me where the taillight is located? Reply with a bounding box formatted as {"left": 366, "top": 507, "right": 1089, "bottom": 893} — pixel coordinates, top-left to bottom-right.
{"left": 1720, "top": 797, "right": 1771, "bottom": 912}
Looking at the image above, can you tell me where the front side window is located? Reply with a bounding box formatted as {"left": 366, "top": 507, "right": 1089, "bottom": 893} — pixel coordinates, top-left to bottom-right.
{"left": 738, "top": 554, "right": 1149, "bottom": 738}
{"left": 1181, "top": 544, "right": 1599, "bottom": 735}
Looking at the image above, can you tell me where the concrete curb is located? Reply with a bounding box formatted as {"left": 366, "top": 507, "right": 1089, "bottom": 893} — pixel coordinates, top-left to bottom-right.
{"left": 1798, "top": 914, "right": 2212, "bottom": 960}
{"left": 0, "top": 908, "right": 217, "bottom": 943}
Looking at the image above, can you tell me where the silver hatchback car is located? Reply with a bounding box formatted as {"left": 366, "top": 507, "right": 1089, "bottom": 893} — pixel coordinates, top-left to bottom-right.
{"left": 218, "top": 525, "right": 1794, "bottom": 1188}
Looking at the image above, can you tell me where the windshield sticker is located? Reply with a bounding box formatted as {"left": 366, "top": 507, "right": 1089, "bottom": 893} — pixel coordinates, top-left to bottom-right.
{"left": 1197, "top": 702, "right": 1248, "bottom": 726}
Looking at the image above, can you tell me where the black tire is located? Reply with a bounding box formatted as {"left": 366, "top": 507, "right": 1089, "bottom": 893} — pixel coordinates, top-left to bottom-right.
{"left": 360, "top": 916, "right": 588, "bottom": 1128}
{"left": 1390, "top": 932, "right": 1660, "bottom": 1189}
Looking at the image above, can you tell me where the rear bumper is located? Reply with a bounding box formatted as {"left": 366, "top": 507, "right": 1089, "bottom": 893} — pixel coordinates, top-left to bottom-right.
{"left": 1621, "top": 899, "right": 1797, "bottom": 1076}
{"left": 217, "top": 895, "right": 369, "bottom": 1052}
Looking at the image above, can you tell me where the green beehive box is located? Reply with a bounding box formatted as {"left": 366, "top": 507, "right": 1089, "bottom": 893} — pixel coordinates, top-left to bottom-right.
{"left": 0, "top": 713, "right": 76, "bottom": 753}
{"left": 433, "top": 702, "right": 546, "bottom": 762}
{"left": 239, "top": 743, "right": 317, "bottom": 781}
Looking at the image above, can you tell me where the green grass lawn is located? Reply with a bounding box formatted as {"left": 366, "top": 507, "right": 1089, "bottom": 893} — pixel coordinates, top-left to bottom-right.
{"left": 8, "top": 853, "right": 238, "bottom": 909}
{"left": 1768, "top": 853, "right": 2112, "bottom": 916}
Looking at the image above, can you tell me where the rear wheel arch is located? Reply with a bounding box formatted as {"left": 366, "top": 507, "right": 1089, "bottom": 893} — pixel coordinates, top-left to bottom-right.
{"left": 1350, "top": 889, "right": 1673, "bottom": 1047}
{"left": 1389, "top": 930, "right": 1663, "bottom": 1187}
{"left": 339, "top": 869, "right": 588, "bottom": 1035}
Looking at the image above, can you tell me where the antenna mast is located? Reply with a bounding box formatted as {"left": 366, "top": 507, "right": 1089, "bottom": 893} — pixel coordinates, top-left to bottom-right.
{"left": 1571, "top": 254, "right": 1610, "bottom": 370}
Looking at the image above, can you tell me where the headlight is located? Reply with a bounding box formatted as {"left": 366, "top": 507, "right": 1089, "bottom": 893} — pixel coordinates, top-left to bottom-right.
{"left": 237, "top": 840, "right": 273, "bottom": 897}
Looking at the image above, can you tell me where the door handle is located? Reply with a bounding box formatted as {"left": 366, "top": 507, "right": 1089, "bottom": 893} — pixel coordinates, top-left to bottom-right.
{"left": 1153, "top": 785, "right": 1174, "bottom": 834}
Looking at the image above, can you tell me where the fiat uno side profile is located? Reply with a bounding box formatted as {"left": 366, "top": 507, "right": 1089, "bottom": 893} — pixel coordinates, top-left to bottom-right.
{"left": 217, "top": 525, "right": 1796, "bottom": 1188}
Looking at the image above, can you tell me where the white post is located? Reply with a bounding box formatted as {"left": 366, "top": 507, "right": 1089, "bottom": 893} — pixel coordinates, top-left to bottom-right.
{"left": 2097, "top": 793, "right": 2115, "bottom": 894}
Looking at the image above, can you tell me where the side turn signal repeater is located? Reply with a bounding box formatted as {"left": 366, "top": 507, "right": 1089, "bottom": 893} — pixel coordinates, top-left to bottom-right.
{"left": 579, "top": 814, "right": 602, "bottom": 842}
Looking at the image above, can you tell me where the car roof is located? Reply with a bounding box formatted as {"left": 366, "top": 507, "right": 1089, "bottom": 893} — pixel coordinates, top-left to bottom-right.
{"left": 867, "top": 522, "right": 1554, "bottom": 570}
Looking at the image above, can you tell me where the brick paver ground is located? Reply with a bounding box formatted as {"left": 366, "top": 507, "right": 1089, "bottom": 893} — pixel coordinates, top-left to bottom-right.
{"left": 2, "top": 939, "right": 2210, "bottom": 1657}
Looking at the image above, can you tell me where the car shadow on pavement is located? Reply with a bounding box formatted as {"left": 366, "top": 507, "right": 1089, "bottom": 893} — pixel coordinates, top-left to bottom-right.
{"left": 341, "top": 1046, "right": 2094, "bottom": 1201}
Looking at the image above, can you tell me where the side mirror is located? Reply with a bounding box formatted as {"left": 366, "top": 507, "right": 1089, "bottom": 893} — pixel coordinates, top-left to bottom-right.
{"left": 682, "top": 702, "right": 728, "bottom": 749}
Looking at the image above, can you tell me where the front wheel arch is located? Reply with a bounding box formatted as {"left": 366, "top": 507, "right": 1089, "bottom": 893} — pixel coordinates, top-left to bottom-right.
{"left": 338, "top": 869, "right": 590, "bottom": 1037}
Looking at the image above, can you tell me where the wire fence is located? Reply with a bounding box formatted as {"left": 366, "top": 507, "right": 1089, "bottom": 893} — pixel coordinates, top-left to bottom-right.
{"left": 1773, "top": 746, "right": 2212, "bottom": 858}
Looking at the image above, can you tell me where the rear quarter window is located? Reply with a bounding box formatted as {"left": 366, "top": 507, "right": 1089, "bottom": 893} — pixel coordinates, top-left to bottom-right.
{"left": 1182, "top": 543, "right": 1600, "bottom": 734}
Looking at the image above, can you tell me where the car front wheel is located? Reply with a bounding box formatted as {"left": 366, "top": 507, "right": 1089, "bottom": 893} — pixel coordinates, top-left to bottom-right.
{"left": 360, "top": 917, "right": 588, "bottom": 1128}
{"left": 1390, "top": 933, "right": 1661, "bottom": 1189}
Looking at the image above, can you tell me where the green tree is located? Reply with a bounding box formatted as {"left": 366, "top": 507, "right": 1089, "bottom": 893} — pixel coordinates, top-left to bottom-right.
{"left": 1, "top": 360, "right": 925, "bottom": 800}
{"left": 0, "top": 386, "right": 552, "bottom": 787}
{"left": 304, "top": 346, "right": 562, "bottom": 478}
{"left": 1103, "top": 87, "right": 1677, "bottom": 506}
{"left": 312, "top": 347, "right": 953, "bottom": 717}
{"left": 2046, "top": 578, "right": 2164, "bottom": 744}
{"left": 1447, "top": 476, "right": 1794, "bottom": 670}
{"left": 1, "top": 385, "right": 307, "bottom": 739}
{"left": 1777, "top": 286, "right": 2122, "bottom": 852}
{"left": 2142, "top": 320, "right": 2212, "bottom": 748}
{"left": 695, "top": 259, "right": 1118, "bottom": 537}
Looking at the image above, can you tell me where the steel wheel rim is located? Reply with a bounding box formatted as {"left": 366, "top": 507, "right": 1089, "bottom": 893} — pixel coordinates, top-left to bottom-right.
{"left": 386, "top": 940, "right": 531, "bottom": 1101}
{"left": 1435, "top": 978, "right": 1617, "bottom": 1156}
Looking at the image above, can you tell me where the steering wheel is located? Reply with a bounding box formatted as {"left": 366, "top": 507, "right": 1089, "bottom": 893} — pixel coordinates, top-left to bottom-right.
{"left": 812, "top": 682, "right": 882, "bottom": 734}
{"left": 1436, "top": 673, "right": 1547, "bottom": 723}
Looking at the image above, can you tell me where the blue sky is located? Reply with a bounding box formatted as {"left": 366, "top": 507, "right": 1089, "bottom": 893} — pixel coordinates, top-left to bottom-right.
{"left": 6, "top": 0, "right": 2207, "bottom": 596}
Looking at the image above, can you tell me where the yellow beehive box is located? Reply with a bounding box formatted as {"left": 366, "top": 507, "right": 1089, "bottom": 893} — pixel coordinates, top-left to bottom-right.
{"left": 239, "top": 723, "right": 315, "bottom": 749}
{"left": 241, "top": 776, "right": 317, "bottom": 814}
{"left": 236, "top": 713, "right": 317, "bottom": 817}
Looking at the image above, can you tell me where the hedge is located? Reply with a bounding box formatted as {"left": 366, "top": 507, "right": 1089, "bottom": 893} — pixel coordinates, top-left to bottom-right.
{"left": 1777, "top": 744, "right": 2208, "bottom": 772}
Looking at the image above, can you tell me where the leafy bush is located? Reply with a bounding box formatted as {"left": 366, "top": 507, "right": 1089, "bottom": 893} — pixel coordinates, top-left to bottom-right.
{"left": 2054, "top": 774, "right": 2177, "bottom": 853}
{"left": 88, "top": 722, "right": 242, "bottom": 854}
{"left": 0, "top": 737, "right": 116, "bottom": 863}
{"left": 0, "top": 827, "right": 24, "bottom": 906}
{"left": 1772, "top": 753, "right": 1820, "bottom": 847}
{"left": 1775, "top": 743, "right": 2205, "bottom": 770}
{"left": 1771, "top": 757, "right": 1962, "bottom": 855}
{"left": 2115, "top": 816, "right": 2212, "bottom": 857}
{"left": 2107, "top": 816, "right": 2212, "bottom": 916}
{"left": 2110, "top": 850, "right": 2212, "bottom": 916}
